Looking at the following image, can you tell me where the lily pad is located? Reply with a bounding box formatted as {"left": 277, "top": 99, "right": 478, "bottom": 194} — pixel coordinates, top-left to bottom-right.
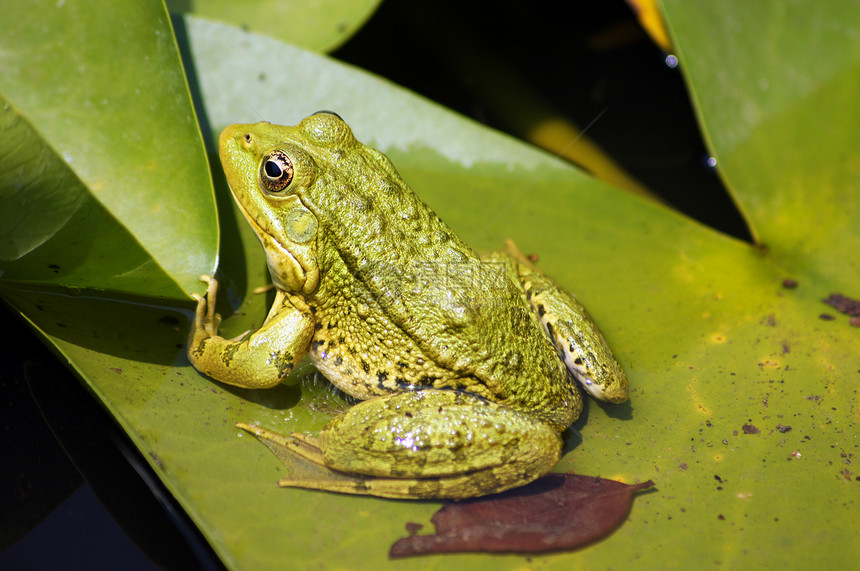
{"left": 0, "top": 0, "right": 217, "bottom": 300}
{"left": 165, "top": 0, "right": 383, "bottom": 52}
{"left": 2, "top": 2, "right": 859, "bottom": 569}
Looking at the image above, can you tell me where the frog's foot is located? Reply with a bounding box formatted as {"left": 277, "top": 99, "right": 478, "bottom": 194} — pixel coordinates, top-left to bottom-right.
{"left": 191, "top": 275, "right": 222, "bottom": 338}
{"left": 187, "top": 279, "right": 314, "bottom": 389}
{"left": 237, "top": 423, "right": 389, "bottom": 496}
{"left": 502, "top": 238, "right": 533, "bottom": 267}
{"left": 237, "top": 390, "right": 563, "bottom": 500}
{"left": 236, "top": 423, "right": 324, "bottom": 467}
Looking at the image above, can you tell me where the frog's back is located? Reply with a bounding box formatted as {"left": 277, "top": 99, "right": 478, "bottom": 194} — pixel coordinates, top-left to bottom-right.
{"left": 304, "top": 145, "right": 579, "bottom": 430}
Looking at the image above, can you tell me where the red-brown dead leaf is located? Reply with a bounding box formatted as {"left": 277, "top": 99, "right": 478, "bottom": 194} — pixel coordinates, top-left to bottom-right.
{"left": 389, "top": 473, "right": 654, "bottom": 558}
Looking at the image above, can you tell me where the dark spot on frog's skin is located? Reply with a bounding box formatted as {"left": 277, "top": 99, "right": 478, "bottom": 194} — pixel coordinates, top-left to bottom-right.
{"left": 314, "top": 322, "right": 324, "bottom": 331}
{"left": 574, "top": 357, "right": 584, "bottom": 365}
{"left": 339, "top": 335, "right": 346, "bottom": 344}
{"left": 537, "top": 304, "right": 546, "bottom": 316}
{"left": 395, "top": 377, "right": 408, "bottom": 386}
{"left": 311, "top": 339, "right": 325, "bottom": 352}
{"left": 361, "top": 360, "right": 370, "bottom": 374}
{"left": 334, "top": 356, "right": 343, "bottom": 366}
{"left": 309, "top": 305, "right": 318, "bottom": 314}
{"left": 418, "top": 375, "right": 438, "bottom": 386}
{"left": 376, "top": 215, "right": 388, "bottom": 234}
{"left": 207, "top": 341, "right": 241, "bottom": 368}
{"left": 405, "top": 411, "right": 413, "bottom": 418}
{"left": 377, "top": 371, "right": 388, "bottom": 383}
{"left": 191, "top": 339, "right": 208, "bottom": 359}
{"left": 273, "top": 356, "right": 295, "bottom": 378}
{"left": 398, "top": 362, "right": 408, "bottom": 369}
{"left": 545, "top": 320, "right": 556, "bottom": 340}
{"left": 526, "top": 288, "right": 532, "bottom": 300}
{"left": 327, "top": 322, "right": 334, "bottom": 329}
{"left": 327, "top": 339, "right": 337, "bottom": 348}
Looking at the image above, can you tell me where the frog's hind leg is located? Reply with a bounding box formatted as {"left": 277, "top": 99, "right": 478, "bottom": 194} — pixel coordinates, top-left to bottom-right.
{"left": 502, "top": 240, "right": 629, "bottom": 404}
{"left": 239, "top": 389, "right": 562, "bottom": 500}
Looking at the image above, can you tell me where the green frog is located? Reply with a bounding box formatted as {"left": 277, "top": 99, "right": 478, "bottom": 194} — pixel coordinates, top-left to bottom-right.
{"left": 188, "top": 112, "right": 628, "bottom": 499}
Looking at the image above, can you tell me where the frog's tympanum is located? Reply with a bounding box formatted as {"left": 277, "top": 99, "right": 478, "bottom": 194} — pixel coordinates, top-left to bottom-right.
{"left": 188, "top": 112, "right": 628, "bottom": 500}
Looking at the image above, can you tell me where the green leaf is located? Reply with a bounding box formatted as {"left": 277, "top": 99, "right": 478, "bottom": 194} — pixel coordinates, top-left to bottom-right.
{"left": 662, "top": 0, "right": 860, "bottom": 291}
{"left": 0, "top": 0, "right": 216, "bottom": 299}
{"left": 165, "top": 0, "right": 383, "bottom": 52}
{"left": 6, "top": 4, "right": 860, "bottom": 570}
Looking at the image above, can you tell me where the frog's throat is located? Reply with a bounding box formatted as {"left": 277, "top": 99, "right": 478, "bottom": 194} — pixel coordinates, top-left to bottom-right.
{"left": 229, "top": 186, "right": 319, "bottom": 295}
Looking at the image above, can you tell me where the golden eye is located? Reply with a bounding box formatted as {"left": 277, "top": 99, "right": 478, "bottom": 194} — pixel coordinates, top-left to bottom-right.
{"left": 260, "top": 150, "right": 294, "bottom": 193}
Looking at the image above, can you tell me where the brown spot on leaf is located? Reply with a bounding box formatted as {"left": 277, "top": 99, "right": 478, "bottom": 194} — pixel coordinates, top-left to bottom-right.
{"left": 742, "top": 424, "right": 760, "bottom": 434}
{"left": 389, "top": 473, "right": 654, "bottom": 558}
{"left": 781, "top": 278, "right": 798, "bottom": 289}
{"left": 149, "top": 452, "right": 165, "bottom": 470}
{"left": 823, "top": 293, "right": 860, "bottom": 316}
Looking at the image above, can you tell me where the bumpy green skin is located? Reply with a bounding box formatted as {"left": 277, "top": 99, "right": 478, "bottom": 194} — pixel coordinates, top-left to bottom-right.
{"left": 188, "top": 112, "right": 628, "bottom": 499}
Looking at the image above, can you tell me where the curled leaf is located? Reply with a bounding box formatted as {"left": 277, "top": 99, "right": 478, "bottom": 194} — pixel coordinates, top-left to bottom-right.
{"left": 389, "top": 473, "right": 654, "bottom": 558}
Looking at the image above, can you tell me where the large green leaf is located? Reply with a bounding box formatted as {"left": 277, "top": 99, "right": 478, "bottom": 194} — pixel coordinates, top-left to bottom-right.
{"left": 5, "top": 3, "right": 859, "bottom": 570}
{"left": 0, "top": 0, "right": 216, "bottom": 300}
{"left": 165, "top": 0, "right": 383, "bottom": 52}
{"left": 663, "top": 0, "right": 860, "bottom": 289}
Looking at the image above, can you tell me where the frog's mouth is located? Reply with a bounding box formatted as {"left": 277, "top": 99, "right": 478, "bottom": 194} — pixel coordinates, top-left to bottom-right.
{"left": 227, "top": 184, "right": 319, "bottom": 295}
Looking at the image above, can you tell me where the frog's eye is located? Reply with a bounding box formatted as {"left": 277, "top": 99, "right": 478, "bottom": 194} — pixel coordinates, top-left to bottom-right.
{"left": 260, "top": 150, "right": 294, "bottom": 193}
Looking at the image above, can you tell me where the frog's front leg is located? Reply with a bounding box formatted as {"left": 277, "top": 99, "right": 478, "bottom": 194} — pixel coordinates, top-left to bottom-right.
{"left": 188, "top": 275, "right": 314, "bottom": 389}
{"left": 239, "top": 390, "right": 562, "bottom": 499}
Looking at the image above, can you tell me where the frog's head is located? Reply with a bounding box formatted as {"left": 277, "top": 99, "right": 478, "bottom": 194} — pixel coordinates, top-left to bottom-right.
{"left": 218, "top": 112, "right": 358, "bottom": 296}
{"left": 220, "top": 112, "right": 416, "bottom": 297}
